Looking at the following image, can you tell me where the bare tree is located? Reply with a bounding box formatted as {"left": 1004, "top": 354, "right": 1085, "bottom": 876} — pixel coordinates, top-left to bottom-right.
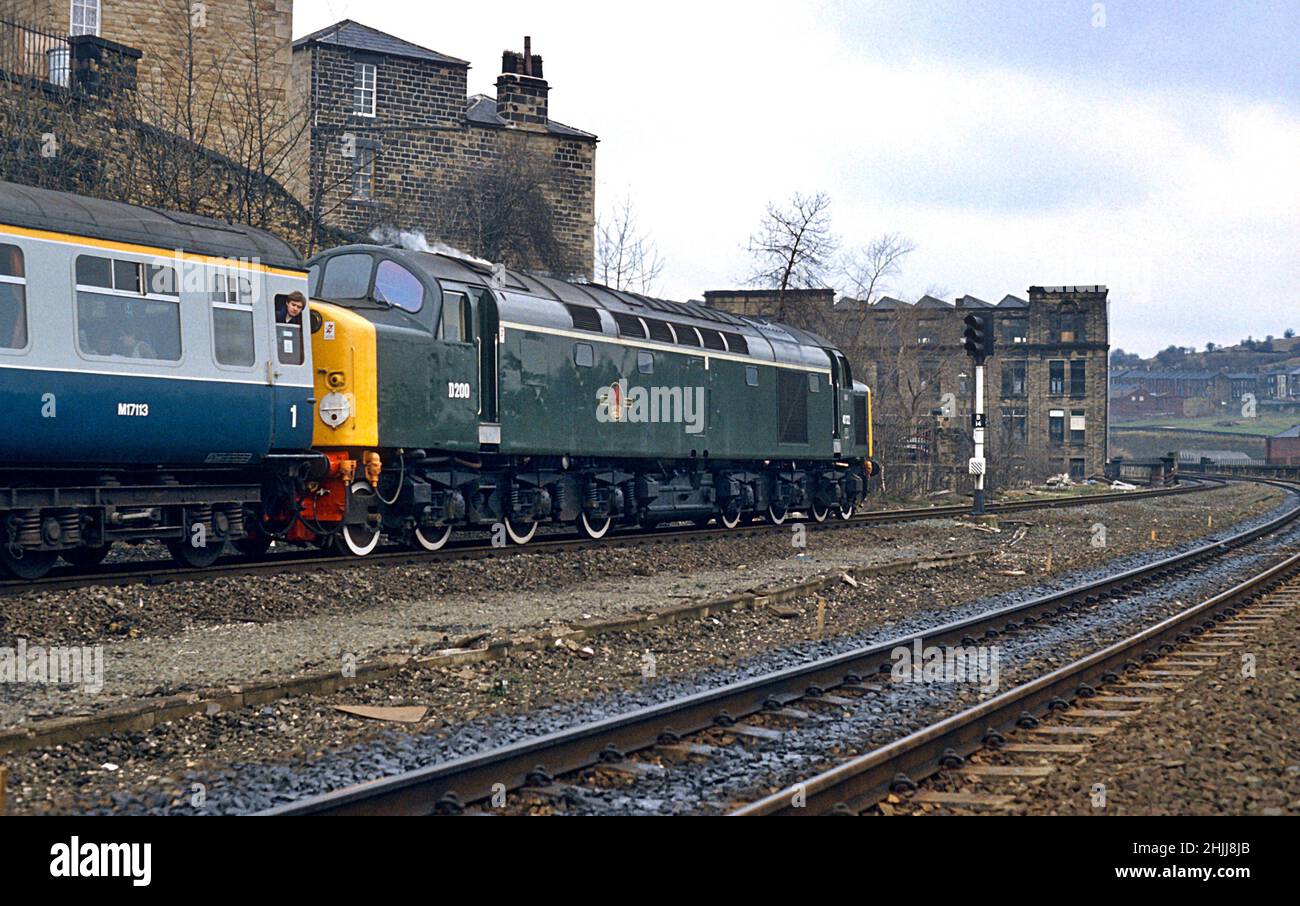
{"left": 595, "top": 193, "right": 664, "bottom": 293}
{"left": 745, "top": 190, "right": 837, "bottom": 317}
{"left": 841, "top": 233, "right": 917, "bottom": 306}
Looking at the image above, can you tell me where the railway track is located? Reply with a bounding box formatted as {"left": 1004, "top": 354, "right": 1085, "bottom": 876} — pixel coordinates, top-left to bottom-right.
{"left": 1, "top": 480, "right": 1213, "bottom": 597}
{"left": 255, "top": 476, "right": 1292, "bottom": 816}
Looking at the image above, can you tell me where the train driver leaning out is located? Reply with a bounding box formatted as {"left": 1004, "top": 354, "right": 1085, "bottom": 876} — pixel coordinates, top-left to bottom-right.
{"left": 277, "top": 290, "right": 307, "bottom": 325}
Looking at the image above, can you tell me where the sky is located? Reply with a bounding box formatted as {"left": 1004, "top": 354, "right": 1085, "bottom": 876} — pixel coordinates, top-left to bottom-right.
{"left": 294, "top": 0, "right": 1300, "bottom": 356}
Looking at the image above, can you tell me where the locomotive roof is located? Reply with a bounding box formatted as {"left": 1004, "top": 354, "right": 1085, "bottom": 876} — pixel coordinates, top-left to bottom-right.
{"left": 335, "top": 245, "right": 839, "bottom": 366}
{"left": 0, "top": 181, "right": 303, "bottom": 270}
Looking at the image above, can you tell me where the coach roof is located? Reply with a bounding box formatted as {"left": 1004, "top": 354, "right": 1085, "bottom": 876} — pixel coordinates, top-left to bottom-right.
{"left": 0, "top": 181, "right": 303, "bottom": 270}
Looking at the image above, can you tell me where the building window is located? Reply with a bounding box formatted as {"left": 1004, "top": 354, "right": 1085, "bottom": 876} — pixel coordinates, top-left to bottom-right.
{"left": 1001, "top": 318, "right": 1027, "bottom": 345}
{"left": 1001, "top": 361, "right": 1026, "bottom": 398}
{"left": 70, "top": 0, "right": 100, "bottom": 37}
{"left": 351, "top": 146, "right": 375, "bottom": 200}
{"left": 0, "top": 243, "right": 28, "bottom": 349}
{"left": 1070, "top": 410, "right": 1086, "bottom": 445}
{"left": 1000, "top": 408, "right": 1027, "bottom": 442}
{"left": 1052, "top": 307, "right": 1086, "bottom": 344}
{"left": 1049, "top": 410, "right": 1065, "bottom": 445}
{"left": 353, "top": 61, "right": 377, "bottom": 116}
{"left": 1069, "top": 458, "right": 1086, "bottom": 480}
{"left": 1070, "top": 360, "right": 1086, "bottom": 397}
{"left": 1049, "top": 360, "right": 1065, "bottom": 396}
{"left": 919, "top": 361, "right": 940, "bottom": 395}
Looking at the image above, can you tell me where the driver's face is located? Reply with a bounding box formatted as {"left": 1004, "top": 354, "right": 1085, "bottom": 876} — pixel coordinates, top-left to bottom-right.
{"left": 286, "top": 300, "right": 304, "bottom": 316}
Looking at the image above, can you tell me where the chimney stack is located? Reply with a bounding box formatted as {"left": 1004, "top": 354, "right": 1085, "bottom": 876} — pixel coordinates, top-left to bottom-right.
{"left": 496, "top": 36, "right": 548, "bottom": 131}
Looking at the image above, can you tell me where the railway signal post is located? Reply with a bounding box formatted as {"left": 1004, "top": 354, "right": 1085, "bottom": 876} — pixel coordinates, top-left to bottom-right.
{"left": 962, "top": 312, "right": 995, "bottom": 515}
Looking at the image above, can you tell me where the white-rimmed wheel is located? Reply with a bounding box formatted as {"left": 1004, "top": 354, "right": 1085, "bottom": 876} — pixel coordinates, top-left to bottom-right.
{"left": 837, "top": 502, "right": 856, "bottom": 520}
{"left": 720, "top": 509, "right": 742, "bottom": 529}
{"left": 503, "top": 516, "right": 538, "bottom": 545}
{"left": 578, "top": 512, "right": 613, "bottom": 540}
{"left": 412, "top": 523, "right": 453, "bottom": 552}
{"left": 335, "top": 481, "right": 382, "bottom": 557}
{"left": 767, "top": 505, "right": 788, "bottom": 525}
{"left": 810, "top": 502, "right": 830, "bottom": 523}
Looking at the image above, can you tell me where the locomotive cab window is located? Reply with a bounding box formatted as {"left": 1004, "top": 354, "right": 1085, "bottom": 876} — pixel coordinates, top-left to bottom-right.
{"left": 75, "top": 254, "right": 181, "bottom": 362}
{"left": 374, "top": 260, "right": 424, "bottom": 313}
{"left": 318, "top": 253, "right": 373, "bottom": 300}
{"left": 212, "top": 272, "right": 256, "bottom": 368}
{"left": 441, "top": 291, "right": 471, "bottom": 343}
{"left": 0, "top": 243, "right": 27, "bottom": 350}
{"left": 273, "top": 293, "right": 304, "bottom": 366}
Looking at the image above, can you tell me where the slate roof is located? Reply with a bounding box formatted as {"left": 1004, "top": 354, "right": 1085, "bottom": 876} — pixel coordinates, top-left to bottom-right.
{"left": 293, "top": 20, "right": 469, "bottom": 66}
{"left": 465, "top": 94, "right": 596, "bottom": 140}
{"left": 1274, "top": 425, "right": 1300, "bottom": 439}
{"left": 955, "top": 294, "right": 991, "bottom": 308}
{"left": 998, "top": 294, "right": 1029, "bottom": 308}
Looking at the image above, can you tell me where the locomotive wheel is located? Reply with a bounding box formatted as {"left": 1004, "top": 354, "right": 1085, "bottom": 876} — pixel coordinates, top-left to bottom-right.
{"left": 838, "top": 502, "right": 856, "bottom": 520}
{"left": 503, "top": 516, "right": 538, "bottom": 545}
{"left": 335, "top": 482, "right": 382, "bottom": 557}
{"left": 166, "top": 539, "right": 224, "bottom": 569}
{"left": 0, "top": 546, "right": 59, "bottom": 580}
{"left": 62, "top": 544, "right": 112, "bottom": 568}
{"left": 720, "top": 509, "right": 742, "bottom": 529}
{"left": 412, "top": 523, "right": 453, "bottom": 552}
{"left": 766, "top": 505, "right": 788, "bottom": 525}
{"left": 578, "top": 512, "right": 613, "bottom": 540}
{"left": 810, "top": 503, "right": 830, "bottom": 523}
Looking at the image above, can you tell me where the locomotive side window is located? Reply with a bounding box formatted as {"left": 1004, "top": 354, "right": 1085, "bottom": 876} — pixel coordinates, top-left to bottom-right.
{"left": 441, "top": 291, "right": 471, "bottom": 342}
{"left": 574, "top": 343, "right": 594, "bottom": 367}
{"left": 808, "top": 373, "right": 821, "bottom": 392}
{"left": 374, "top": 260, "right": 424, "bottom": 313}
{"left": 637, "top": 351, "right": 654, "bottom": 374}
{"left": 75, "top": 254, "right": 181, "bottom": 361}
{"left": 319, "top": 253, "right": 372, "bottom": 299}
{"left": 0, "top": 243, "right": 27, "bottom": 349}
{"left": 211, "top": 272, "right": 256, "bottom": 368}
{"left": 745, "top": 365, "right": 759, "bottom": 387}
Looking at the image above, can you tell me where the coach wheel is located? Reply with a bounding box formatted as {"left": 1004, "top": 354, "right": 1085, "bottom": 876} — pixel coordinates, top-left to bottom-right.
{"left": 720, "top": 509, "right": 742, "bottom": 529}
{"left": 838, "top": 502, "right": 856, "bottom": 520}
{"left": 62, "top": 544, "right": 113, "bottom": 568}
{"left": 767, "top": 505, "right": 788, "bottom": 525}
{"left": 412, "top": 523, "right": 453, "bottom": 552}
{"left": 166, "top": 539, "right": 224, "bottom": 569}
{"left": 503, "top": 516, "right": 538, "bottom": 545}
{"left": 335, "top": 482, "right": 382, "bottom": 557}
{"left": 234, "top": 530, "right": 273, "bottom": 558}
{"left": 810, "top": 503, "right": 830, "bottom": 523}
{"left": 579, "top": 512, "right": 613, "bottom": 540}
{"left": 0, "top": 546, "right": 59, "bottom": 580}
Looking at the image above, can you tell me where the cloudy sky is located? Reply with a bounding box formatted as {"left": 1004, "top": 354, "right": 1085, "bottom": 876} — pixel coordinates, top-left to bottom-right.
{"left": 295, "top": 0, "right": 1299, "bottom": 355}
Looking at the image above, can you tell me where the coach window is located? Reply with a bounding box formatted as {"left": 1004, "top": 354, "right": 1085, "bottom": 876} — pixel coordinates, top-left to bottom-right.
{"left": 0, "top": 243, "right": 27, "bottom": 350}
{"left": 441, "top": 291, "right": 471, "bottom": 342}
{"left": 745, "top": 365, "right": 759, "bottom": 387}
{"left": 374, "top": 260, "right": 424, "bottom": 313}
{"left": 574, "top": 343, "right": 594, "bottom": 367}
{"left": 637, "top": 350, "right": 654, "bottom": 374}
{"left": 211, "top": 272, "right": 256, "bottom": 368}
{"left": 75, "top": 254, "right": 181, "bottom": 361}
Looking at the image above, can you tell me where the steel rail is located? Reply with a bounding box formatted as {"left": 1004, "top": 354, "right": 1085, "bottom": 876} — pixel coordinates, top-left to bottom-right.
{"left": 256, "top": 477, "right": 1292, "bottom": 816}
{"left": 1, "top": 479, "right": 1217, "bottom": 597}
{"left": 731, "top": 549, "right": 1300, "bottom": 815}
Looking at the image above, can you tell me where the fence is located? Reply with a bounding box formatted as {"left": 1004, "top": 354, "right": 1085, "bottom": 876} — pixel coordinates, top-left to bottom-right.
{"left": 0, "top": 18, "right": 72, "bottom": 88}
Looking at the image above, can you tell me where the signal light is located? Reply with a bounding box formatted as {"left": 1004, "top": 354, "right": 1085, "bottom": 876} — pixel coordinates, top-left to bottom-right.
{"left": 962, "top": 312, "right": 995, "bottom": 362}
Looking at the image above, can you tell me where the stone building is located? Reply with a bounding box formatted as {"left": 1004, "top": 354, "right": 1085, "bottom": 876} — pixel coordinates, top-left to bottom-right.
{"left": 1267, "top": 425, "right": 1300, "bottom": 466}
{"left": 291, "top": 20, "right": 597, "bottom": 276}
{"left": 705, "top": 285, "right": 1112, "bottom": 483}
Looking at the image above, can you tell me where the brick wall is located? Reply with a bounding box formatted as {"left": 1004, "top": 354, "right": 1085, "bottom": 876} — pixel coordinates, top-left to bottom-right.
{"left": 298, "top": 39, "right": 595, "bottom": 277}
